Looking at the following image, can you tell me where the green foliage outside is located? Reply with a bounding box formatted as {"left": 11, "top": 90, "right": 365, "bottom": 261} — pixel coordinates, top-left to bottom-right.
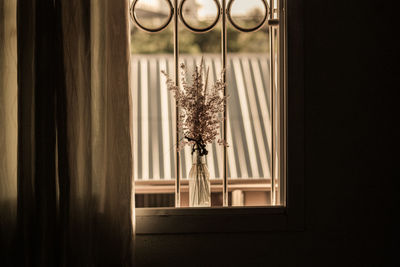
{"left": 131, "top": 10, "right": 269, "bottom": 54}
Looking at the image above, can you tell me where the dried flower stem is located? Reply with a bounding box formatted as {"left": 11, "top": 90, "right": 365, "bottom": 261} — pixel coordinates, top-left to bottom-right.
{"left": 162, "top": 58, "right": 227, "bottom": 156}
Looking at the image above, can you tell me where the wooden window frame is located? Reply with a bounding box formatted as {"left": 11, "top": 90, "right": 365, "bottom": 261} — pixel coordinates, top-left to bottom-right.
{"left": 135, "top": 0, "right": 304, "bottom": 234}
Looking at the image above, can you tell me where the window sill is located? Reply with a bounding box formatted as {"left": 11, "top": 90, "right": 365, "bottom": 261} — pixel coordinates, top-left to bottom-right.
{"left": 135, "top": 206, "right": 297, "bottom": 234}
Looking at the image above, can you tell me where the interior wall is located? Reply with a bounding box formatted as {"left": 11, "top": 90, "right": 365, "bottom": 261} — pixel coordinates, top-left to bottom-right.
{"left": 135, "top": 1, "right": 397, "bottom": 266}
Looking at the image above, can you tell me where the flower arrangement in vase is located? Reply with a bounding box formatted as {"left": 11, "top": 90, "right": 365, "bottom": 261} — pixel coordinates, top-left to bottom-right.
{"left": 162, "top": 58, "right": 227, "bottom": 206}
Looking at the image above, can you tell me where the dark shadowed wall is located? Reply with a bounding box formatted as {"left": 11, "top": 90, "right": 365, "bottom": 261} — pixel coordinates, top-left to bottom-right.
{"left": 134, "top": 1, "right": 397, "bottom": 266}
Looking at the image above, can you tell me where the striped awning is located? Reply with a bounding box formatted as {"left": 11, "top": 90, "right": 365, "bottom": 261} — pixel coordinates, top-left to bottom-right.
{"left": 131, "top": 54, "right": 273, "bottom": 180}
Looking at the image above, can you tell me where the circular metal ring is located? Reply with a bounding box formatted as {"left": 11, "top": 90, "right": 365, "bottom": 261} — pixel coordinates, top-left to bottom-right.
{"left": 179, "top": 0, "right": 221, "bottom": 33}
{"left": 130, "top": 0, "right": 174, "bottom": 33}
{"left": 227, "top": 0, "right": 269, "bottom": 33}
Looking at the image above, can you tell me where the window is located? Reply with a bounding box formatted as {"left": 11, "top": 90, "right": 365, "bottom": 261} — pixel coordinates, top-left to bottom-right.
{"left": 130, "top": 0, "right": 286, "bottom": 209}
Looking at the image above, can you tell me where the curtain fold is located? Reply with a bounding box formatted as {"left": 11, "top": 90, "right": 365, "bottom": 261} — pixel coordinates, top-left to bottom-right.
{"left": 60, "top": 0, "right": 134, "bottom": 265}
{"left": 0, "top": 0, "right": 134, "bottom": 266}
{"left": 0, "top": 0, "right": 18, "bottom": 262}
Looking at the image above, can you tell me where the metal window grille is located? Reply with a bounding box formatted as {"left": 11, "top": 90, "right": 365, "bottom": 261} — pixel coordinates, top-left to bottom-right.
{"left": 130, "top": 0, "right": 286, "bottom": 207}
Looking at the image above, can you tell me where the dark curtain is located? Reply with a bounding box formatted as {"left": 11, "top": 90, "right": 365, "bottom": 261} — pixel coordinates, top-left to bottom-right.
{"left": 1, "top": 0, "right": 134, "bottom": 266}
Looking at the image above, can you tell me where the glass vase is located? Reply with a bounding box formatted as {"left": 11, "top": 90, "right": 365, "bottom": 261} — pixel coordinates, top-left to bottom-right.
{"left": 189, "top": 151, "right": 211, "bottom": 207}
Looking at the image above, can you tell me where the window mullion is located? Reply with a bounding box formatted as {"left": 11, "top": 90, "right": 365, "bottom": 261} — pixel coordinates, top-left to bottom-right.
{"left": 173, "top": 0, "right": 181, "bottom": 207}
{"left": 269, "top": 0, "right": 276, "bottom": 205}
{"left": 221, "top": 0, "right": 228, "bottom": 207}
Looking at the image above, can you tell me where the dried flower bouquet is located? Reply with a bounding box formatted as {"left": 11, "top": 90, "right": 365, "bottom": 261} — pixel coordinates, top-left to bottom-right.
{"left": 162, "top": 58, "right": 227, "bottom": 157}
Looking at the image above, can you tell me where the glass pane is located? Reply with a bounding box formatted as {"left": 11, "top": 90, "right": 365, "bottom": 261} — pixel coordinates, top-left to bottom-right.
{"left": 226, "top": 1, "right": 273, "bottom": 206}
{"left": 178, "top": 11, "right": 223, "bottom": 206}
{"left": 131, "top": 0, "right": 284, "bottom": 208}
{"left": 131, "top": 0, "right": 175, "bottom": 207}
